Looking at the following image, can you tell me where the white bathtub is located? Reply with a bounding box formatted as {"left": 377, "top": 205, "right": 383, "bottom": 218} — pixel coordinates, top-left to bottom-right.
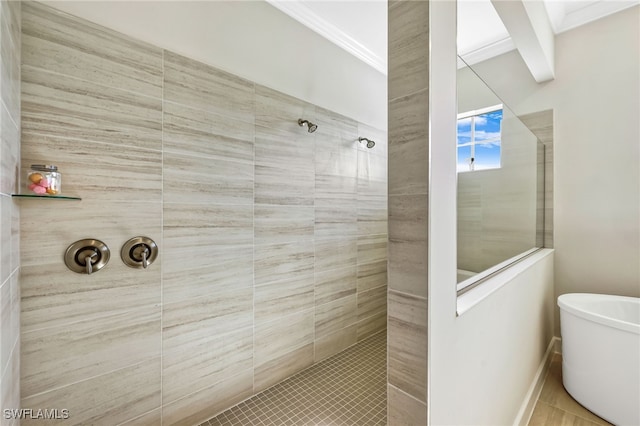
{"left": 558, "top": 293, "right": 640, "bottom": 425}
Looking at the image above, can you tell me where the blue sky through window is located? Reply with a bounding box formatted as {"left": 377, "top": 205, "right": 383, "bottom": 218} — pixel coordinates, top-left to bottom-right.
{"left": 457, "top": 107, "right": 502, "bottom": 172}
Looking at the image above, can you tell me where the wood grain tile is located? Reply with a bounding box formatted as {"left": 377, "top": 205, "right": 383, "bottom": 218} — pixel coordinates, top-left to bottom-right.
{"left": 1, "top": 342, "right": 20, "bottom": 417}
{"left": 163, "top": 203, "right": 253, "bottom": 303}
{"left": 21, "top": 133, "right": 162, "bottom": 201}
{"left": 163, "top": 101, "right": 254, "bottom": 162}
{"left": 255, "top": 275, "right": 314, "bottom": 323}
{"left": 0, "top": 0, "right": 20, "bottom": 126}
{"left": 388, "top": 384, "right": 427, "bottom": 426}
{"left": 315, "top": 295, "right": 357, "bottom": 338}
{"left": 357, "top": 123, "right": 387, "bottom": 158}
{"left": 254, "top": 344, "right": 314, "bottom": 393}
{"left": 255, "top": 85, "right": 315, "bottom": 133}
{"left": 0, "top": 278, "right": 11, "bottom": 371}
{"left": 357, "top": 259, "right": 387, "bottom": 293}
{"left": 315, "top": 236, "right": 357, "bottom": 272}
{"left": 254, "top": 240, "right": 314, "bottom": 287}
{"left": 388, "top": 0, "right": 429, "bottom": 101}
{"left": 254, "top": 309, "right": 314, "bottom": 366}
{"left": 388, "top": 239, "right": 428, "bottom": 298}
{"left": 164, "top": 50, "right": 254, "bottom": 123}
{"left": 357, "top": 311, "right": 386, "bottom": 341}
{"left": 162, "top": 326, "right": 253, "bottom": 404}
{"left": 254, "top": 204, "right": 314, "bottom": 245}
{"left": 118, "top": 408, "right": 162, "bottom": 426}
{"left": 162, "top": 370, "right": 253, "bottom": 426}
{"left": 0, "top": 196, "right": 9, "bottom": 285}
{"left": 537, "top": 356, "right": 612, "bottom": 426}
{"left": 21, "top": 66, "right": 162, "bottom": 151}
{"left": 162, "top": 288, "right": 253, "bottom": 338}
{"left": 0, "top": 106, "right": 19, "bottom": 196}
{"left": 22, "top": 2, "right": 162, "bottom": 99}
{"left": 21, "top": 306, "right": 160, "bottom": 398}
{"left": 314, "top": 324, "right": 357, "bottom": 362}
{"left": 357, "top": 284, "right": 387, "bottom": 322}
{"left": 388, "top": 89, "right": 429, "bottom": 196}
{"left": 314, "top": 265, "right": 357, "bottom": 306}
{"left": 388, "top": 290, "right": 427, "bottom": 402}
{"left": 22, "top": 358, "right": 161, "bottom": 426}
{"left": 529, "top": 401, "right": 605, "bottom": 426}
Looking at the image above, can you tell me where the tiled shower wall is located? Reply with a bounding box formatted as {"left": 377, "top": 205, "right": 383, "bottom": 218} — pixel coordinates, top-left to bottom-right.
{"left": 0, "top": 0, "right": 20, "bottom": 422}
{"left": 387, "top": 0, "right": 429, "bottom": 424}
{"left": 19, "top": 2, "right": 387, "bottom": 425}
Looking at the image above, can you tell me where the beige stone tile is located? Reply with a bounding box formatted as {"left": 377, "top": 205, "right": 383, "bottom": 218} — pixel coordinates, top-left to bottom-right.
{"left": 21, "top": 133, "right": 162, "bottom": 201}
{"left": 162, "top": 369, "right": 253, "bottom": 426}
{"left": 357, "top": 285, "right": 387, "bottom": 322}
{"left": 1, "top": 0, "right": 20, "bottom": 126}
{"left": 1, "top": 340, "right": 20, "bottom": 417}
{"left": 357, "top": 259, "right": 387, "bottom": 293}
{"left": 357, "top": 234, "right": 387, "bottom": 267}
{"left": 163, "top": 150, "right": 254, "bottom": 205}
{"left": 388, "top": 384, "right": 427, "bottom": 425}
{"left": 314, "top": 324, "right": 357, "bottom": 362}
{"left": 22, "top": 2, "right": 162, "bottom": 98}
{"left": 314, "top": 265, "right": 357, "bottom": 305}
{"left": 357, "top": 203, "right": 388, "bottom": 237}
{"left": 389, "top": 194, "right": 428, "bottom": 242}
{"left": 315, "top": 105, "right": 359, "bottom": 139}
{"left": 163, "top": 101, "right": 253, "bottom": 157}
{"left": 388, "top": 290, "right": 427, "bottom": 402}
{"left": 255, "top": 274, "right": 314, "bottom": 323}
{"left": 21, "top": 306, "right": 160, "bottom": 398}
{"left": 315, "top": 196, "right": 358, "bottom": 239}
{"left": 357, "top": 311, "right": 387, "bottom": 341}
{"left": 254, "top": 239, "right": 314, "bottom": 287}
{"left": 538, "top": 356, "right": 612, "bottom": 425}
{"left": 163, "top": 203, "right": 253, "bottom": 304}
{"left": 358, "top": 149, "right": 388, "bottom": 184}
{"left": 315, "top": 235, "right": 357, "bottom": 272}
{"left": 9, "top": 200, "right": 17, "bottom": 273}
{"left": 254, "top": 309, "right": 314, "bottom": 366}
{"left": 388, "top": 0, "right": 429, "bottom": 101}
{"left": 164, "top": 50, "right": 254, "bottom": 122}
{"left": 0, "top": 196, "right": 9, "bottom": 285}
{"left": 19, "top": 263, "right": 161, "bottom": 337}
{"left": 388, "top": 89, "right": 429, "bottom": 196}
{"left": 21, "top": 358, "right": 161, "bottom": 426}
{"left": 0, "top": 106, "right": 19, "bottom": 196}
{"left": 388, "top": 238, "right": 428, "bottom": 298}
{"left": 162, "top": 288, "right": 253, "bottom": 337}
{"left": 0, "top": 278, "right": 11, "bottom": 371}
{"left": 529, "top": 401, "right": 605, "bottom": 426}
{"left": 254, "top": 204, "right": 314, "bottom": 245}
{"left": 315, "top": 295, "right": 357, "bottom": 338}
{"left": 357, "top": 122, "right": 387, "bottom": 158}
{"left": 20, "top": 198, "right": 161, "bottom": 266}
{"left": 254, "top": 344, "right": 314, "bottom": 393}
{"left": 118, "top": 408, "right": 161, "bottom": 426}
{"left": 255, "top": 125, "right": 315, "bottom": 206}
{"left": 162, "top": 326, "right": 253, "bottom": 404}
{"left": 21, "top": 66, "right": 162, "bottom": 151}
{"left": 315, "top": 135, "right": 358, "bottom": 178}
{"left": 255, "top": 84, "right": 315, "bottom": 133}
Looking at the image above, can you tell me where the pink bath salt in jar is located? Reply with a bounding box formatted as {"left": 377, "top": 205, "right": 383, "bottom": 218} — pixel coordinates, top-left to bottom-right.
{"left": 27, "top": 164, "right": 61, "bottom": 195}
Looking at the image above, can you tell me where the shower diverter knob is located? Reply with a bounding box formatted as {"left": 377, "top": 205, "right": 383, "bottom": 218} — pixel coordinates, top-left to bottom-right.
{"left": 121, "top": 237, "right": 158, "bottom": 269}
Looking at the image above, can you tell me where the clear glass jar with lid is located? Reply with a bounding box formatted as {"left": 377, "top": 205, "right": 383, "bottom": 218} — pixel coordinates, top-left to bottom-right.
{"left": 27, "top": 164, "right": 61, "bottom": 195}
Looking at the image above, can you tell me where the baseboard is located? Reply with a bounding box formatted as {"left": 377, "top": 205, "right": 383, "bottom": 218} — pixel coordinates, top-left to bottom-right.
{"left": 513, "top": 336, "right": 560, "bottom": 426}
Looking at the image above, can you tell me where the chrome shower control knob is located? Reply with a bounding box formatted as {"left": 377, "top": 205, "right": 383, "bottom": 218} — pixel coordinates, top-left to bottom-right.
{"left": 121, "top": 237, "right": 158, "bottom": 269}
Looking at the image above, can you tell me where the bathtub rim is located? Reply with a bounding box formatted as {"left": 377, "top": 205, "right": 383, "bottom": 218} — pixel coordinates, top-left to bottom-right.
{"left": 558, "top": 293, "right": 640, "bottom": 335}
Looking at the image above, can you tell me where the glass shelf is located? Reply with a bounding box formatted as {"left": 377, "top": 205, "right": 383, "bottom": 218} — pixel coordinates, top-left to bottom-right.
{"left": 12, "top": 194, "right": 81, "bottom": 200}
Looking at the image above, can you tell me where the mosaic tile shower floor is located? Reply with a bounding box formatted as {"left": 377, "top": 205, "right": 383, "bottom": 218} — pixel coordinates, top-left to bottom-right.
{"left": 200, "top": 331, "right": 386, "bottom": 426}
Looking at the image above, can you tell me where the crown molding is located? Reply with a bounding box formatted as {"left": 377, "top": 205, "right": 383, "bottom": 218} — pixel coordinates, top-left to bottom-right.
{"left": 458, "top": 37, "right": 516, "bottom": 68}
{"left": 553, "top": 0, "right": 639, "bottom": 34}
{"left": 265, "top": 0, "right": 387, "bottom": 75}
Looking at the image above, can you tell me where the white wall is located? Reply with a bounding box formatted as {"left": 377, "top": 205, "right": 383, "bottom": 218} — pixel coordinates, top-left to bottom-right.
{"left": 42, "top": 0, "right": 387, "bottom": 130}
{"left": 429, "top": 2, "right": 556, "bottom": 424}
{"left": 469, "top": 6, "right": 640, "bottom": 334}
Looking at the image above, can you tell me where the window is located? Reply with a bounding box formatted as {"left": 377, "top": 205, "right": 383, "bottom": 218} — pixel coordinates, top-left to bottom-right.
{"left": 457, "top": 104, "right": 503, "bottom": 172}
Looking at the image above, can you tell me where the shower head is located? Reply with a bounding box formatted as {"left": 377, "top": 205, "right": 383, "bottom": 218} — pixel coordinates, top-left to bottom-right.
{"left": 298, "top": 119, "right": 318, "bottom": 133}
{"left": 358, "top": 137, "right": 375, "bottom": 149}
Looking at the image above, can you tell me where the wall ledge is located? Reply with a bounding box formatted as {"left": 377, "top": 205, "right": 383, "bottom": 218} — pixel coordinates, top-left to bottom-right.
{"left": 457, "top": 248, "right": 554, "bottom": 316}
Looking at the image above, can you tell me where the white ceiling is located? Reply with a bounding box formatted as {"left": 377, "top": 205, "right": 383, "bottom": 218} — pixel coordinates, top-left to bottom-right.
{"left": 267, "top": 0, "right": 640, "bottom": 74}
